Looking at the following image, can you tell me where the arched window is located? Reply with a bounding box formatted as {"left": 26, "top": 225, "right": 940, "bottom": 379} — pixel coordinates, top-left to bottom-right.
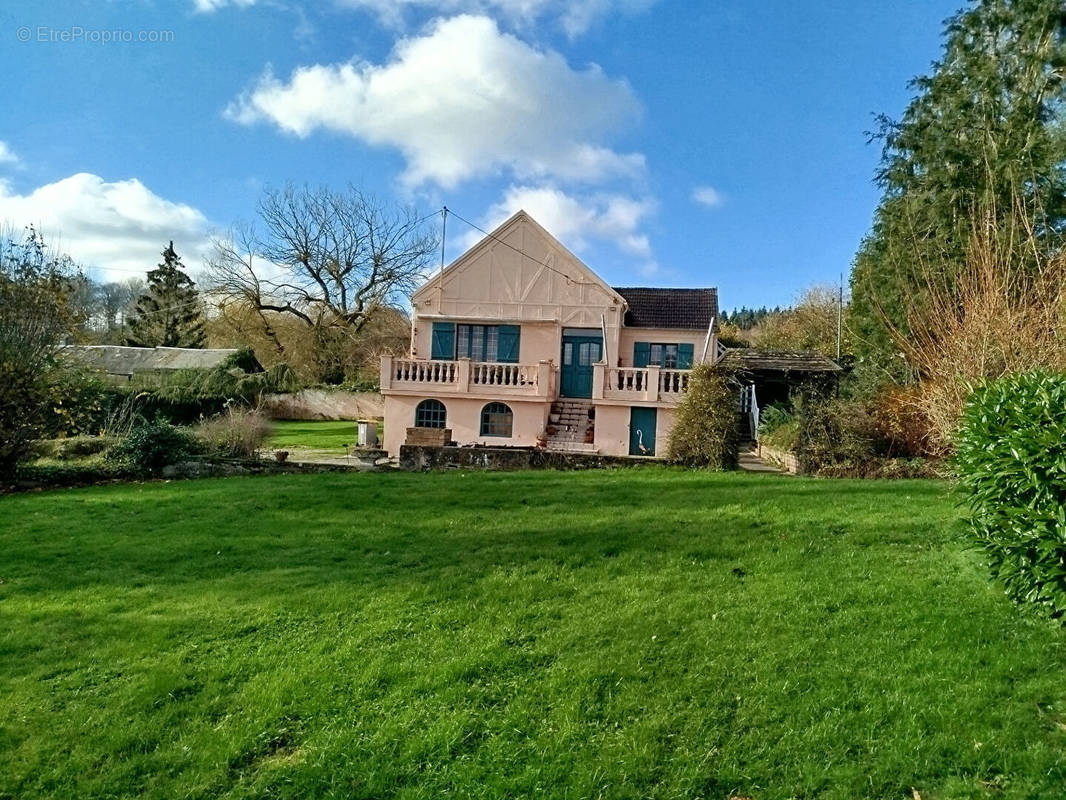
{"left": 480, "top": 402, "right": 513, "bottom": 437}
{"left": 415, "top": 399, "right": 447, "bottom": 428}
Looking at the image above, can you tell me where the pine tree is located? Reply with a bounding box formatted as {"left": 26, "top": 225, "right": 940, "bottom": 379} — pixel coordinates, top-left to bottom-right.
{"left": 850, "top": 0, "right": 1066, "bottom": 373}
{"left": 126, "top": 242, "right": 206, "bottom": 348}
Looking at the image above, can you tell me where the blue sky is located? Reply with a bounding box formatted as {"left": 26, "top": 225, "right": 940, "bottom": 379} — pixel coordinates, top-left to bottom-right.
{"left": 0, "top": 0, "right": 961, "bottom": 309}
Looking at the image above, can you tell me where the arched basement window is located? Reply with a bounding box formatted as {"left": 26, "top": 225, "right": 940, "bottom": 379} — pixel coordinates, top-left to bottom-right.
{"left": 415, "top": 399, "right": 447, "bottom": 428}
{"left": 480, "top": 402, "right": 513, "bottom": 437}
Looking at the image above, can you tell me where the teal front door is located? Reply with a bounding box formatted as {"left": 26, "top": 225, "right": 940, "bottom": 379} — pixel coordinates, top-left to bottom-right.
{"left": 629, "top": 407, "right": 657, "bottom": 456}
{"left": 560, "top": 335, "right": 602, "bottom": 398}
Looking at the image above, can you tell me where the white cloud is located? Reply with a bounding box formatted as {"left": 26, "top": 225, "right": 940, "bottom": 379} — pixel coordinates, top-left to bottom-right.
{"left": 335, "top": 0, "right": 658, "bottom": 37}
{"left": 0, "top": 142, "right": 18, "bottom": 166}
{"left": 0, "top": 173, "right": 212, "bottom": 282}
{"left": 692, "top": 185, "right": 724, "bottom": 209}
{"left": 193, "top": 0, "right": 657, "bottom": 36}
{"left": 192, "top": 0, "right": 258, "bottom": 12}
{"left": 225, "top": 15, "right": 643, "bottom": 188}
{"left": 468, "top": 183, "right": 658, "bottom": 273}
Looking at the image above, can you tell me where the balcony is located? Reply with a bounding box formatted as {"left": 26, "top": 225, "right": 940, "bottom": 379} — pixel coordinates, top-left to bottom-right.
{"left": 381, "top": 356, "right": 555, "bottom": 398}
{"left": 595, "top": 364, "right": 692, "bottom": 404}
{"left": 380, "top": 356, "right": 692, "bottom": 404}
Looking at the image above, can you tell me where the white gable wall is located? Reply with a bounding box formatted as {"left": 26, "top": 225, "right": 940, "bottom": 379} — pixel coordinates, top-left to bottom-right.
{"left": 410, "top": 212, "right": 625, "bottom": 364}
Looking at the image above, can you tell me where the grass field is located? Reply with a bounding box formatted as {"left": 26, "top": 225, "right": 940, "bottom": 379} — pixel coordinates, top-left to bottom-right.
{"left": 2, "top": 470, "right": 1065, "bottom": 799}
{"left": 266, "top": 420, "right": 365, "bottom": 454}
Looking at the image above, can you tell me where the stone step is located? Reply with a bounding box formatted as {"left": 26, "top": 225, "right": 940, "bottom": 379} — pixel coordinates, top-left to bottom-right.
{"left": 547, "top": 441, "right": 597, "bottom": 453}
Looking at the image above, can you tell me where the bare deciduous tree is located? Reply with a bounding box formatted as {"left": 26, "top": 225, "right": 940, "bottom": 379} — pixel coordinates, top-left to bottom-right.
{"left": 206, "top": 185, "right": 437, "bottom": 381}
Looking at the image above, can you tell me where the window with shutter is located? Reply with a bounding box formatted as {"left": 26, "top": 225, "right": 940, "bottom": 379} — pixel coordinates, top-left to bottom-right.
{"left": 431, "top": 322, "right": 455, "bottom": 360}
{"left": 497, "top": 325, "right": 520, "bottom": 363}
{"left": 633, "top": 341, "right": 651, "bottom": 367}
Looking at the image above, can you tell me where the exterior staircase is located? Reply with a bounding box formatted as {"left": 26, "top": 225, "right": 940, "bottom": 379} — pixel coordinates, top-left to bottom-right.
{"left": 546, "top": 400, "right": 596, "bottom": 453}
{"left": 737, "top": 411, "right": 756, "bottom": 444}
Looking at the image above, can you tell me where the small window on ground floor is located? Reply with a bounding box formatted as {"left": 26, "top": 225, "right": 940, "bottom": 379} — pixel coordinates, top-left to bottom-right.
{"left": 415, "top": 398, "right": 447, "bottom": 428}
{"left": 480, "top": 402, "right": 513, "bottom": 437}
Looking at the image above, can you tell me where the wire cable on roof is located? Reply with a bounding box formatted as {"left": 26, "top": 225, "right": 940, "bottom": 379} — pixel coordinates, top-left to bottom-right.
{"left": 445, "top": 209, "right": 598, "bottom": 287}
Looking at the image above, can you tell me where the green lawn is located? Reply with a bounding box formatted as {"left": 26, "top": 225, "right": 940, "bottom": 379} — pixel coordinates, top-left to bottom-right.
{"left": 266, "top": 420, "right": 365, "bottom": 453}
{"left": 2, "top": 470, "right": 1065, "bottom": 799}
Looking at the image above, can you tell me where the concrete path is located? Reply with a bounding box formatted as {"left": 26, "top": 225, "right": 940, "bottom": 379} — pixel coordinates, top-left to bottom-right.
{"left": 738, "top": 447, "right": 789, "bottom": 474}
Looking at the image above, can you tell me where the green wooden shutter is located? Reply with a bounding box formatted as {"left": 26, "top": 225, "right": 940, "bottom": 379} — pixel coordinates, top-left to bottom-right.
{"left": 677, "top": 343, "right": 694, "bottom": 368}
{"left": 431, "top": 322, "right": 455, "bottom": 360}
{"left": 633, "top": 341, "right": 650, "bottom": 368}
{"left": 497, "top": 325, "right": 520, "bottom": 363}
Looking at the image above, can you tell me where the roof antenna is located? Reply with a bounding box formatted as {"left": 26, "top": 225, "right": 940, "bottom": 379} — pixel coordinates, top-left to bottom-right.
{"left": 437, "top": 206, "right": 447, "bottom": 311}
{"left": 439, "top": 207, "right": 448, "bottom": 276}
{"left": 836, "top": 271, "right": 843, "bottom": 361}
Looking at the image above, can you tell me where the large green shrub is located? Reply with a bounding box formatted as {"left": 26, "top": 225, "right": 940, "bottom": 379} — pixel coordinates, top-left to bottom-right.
{"left": 13, "top": 460, "right": 135, "bottom": 488}
{"left": 220, "top": 347, "right": 263, "bottom": 374}
{"left": 666, "top": 364, "right": 740, "bottom": 469}
{"left": 40, "top": 365, "right": 113, "bottom": 437}
{"left": 757, "top": 404, "right": 801, "bottom": 452}
{"left": 0, "top": 229, "right": 80, "bottom": 479}
{"left": 956, "top": 371, "right": 1066, "bottom": 617}
{"left": 136, "top": 363, "right": 300, "bottom": 424}
{"left": 107, "top": 420, "right": 200, "bottom": 475}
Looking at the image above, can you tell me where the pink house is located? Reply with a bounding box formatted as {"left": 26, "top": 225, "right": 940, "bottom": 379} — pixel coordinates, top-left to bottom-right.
{"left": 380, "top": 211, "right": 720, "bottom": 458}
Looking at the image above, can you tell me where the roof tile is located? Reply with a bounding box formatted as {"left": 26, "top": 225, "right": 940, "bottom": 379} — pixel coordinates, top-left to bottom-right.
{"left": 613, "top": 287, "right": 718, "bottom": 330}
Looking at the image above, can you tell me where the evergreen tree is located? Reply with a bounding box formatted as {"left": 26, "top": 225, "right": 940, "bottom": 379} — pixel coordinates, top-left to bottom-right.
{"left": 126, "top": 242, "right": 206, "bottom": 348}
{"left": 850, "top": 0, "right": 1066, "bottom": 372}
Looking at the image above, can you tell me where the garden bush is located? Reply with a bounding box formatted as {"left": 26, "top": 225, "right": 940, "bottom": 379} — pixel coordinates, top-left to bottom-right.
{"left": 813, "top": 456, "right": 941, "bottom": 480}
{"left": 956, "top": 371, "right": 1066, "bottom": 617}
{"left": 195, "top": 406, "right": 272, "bottom": 459}
{"left": 666, "top": 364, "right": 740, "bottom": 469}
{"left": 11, "top": 461, "right": 135, "bottom": 489}
{"left": 220, "top": 347, "right": 263, "bottom": 374}
{"left": 53, "top": 435, "right": 117, "bottom": 460}
{"left": 107, "top": 420, "right": 200, "bottom": 475}
{"left": 757, "top": 404, "right": 800, "bottom": 451}
{"left": 869, "top": 384, "right": 934, "bottom": 458}
{"left": 794, "top": 393, "right": 878, "bottom": 475}
{"left": 40, "top": 366, "right": 113, "bottom": 438}
{"left": 137, "top": 363, "right": 300, "bottom": 424}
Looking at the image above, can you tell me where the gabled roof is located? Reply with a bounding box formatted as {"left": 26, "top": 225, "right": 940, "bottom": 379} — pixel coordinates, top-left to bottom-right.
{"left": 719, "top": 348, "right": 842, "bottom": 373}
{"left": 63, "top": 345, "right": 244, "bottom": 376}
{"left": 613, "top": 287, "right": 718, "bottom": 330}
{"left": 412, "top": 209, "right": 626, "bottom": 306}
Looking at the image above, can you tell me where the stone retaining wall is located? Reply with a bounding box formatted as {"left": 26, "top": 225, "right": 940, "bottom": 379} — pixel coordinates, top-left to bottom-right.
{"left": 159, "top": 458, "right": 375, "bottom": 479}
{"left": 757, "top": 442, "right": 801, "bottom": 474}
{"left": 400, "top": 445, "right": 647, "bottom": 472}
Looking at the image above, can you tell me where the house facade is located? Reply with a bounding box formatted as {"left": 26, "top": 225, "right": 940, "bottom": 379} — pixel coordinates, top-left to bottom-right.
{"left": 380, "top": 211, "right": 719, "bottom": 458}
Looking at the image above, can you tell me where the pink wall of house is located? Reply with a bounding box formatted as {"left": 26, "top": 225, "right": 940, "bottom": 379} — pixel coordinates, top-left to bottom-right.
{"left": 411, "top": 319, "right": 567, "bottom": 366}
{"left": 383, "top": 211, "right": 716, "bottom": 461}
{"left": 384, "top": 394, "right": 551, "bottom": 455}
{"left": 594, "top": 404, "right": 678, "bottom": 458}
{"left": 616, "top": 327, "right": 712, "bottom": 367}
